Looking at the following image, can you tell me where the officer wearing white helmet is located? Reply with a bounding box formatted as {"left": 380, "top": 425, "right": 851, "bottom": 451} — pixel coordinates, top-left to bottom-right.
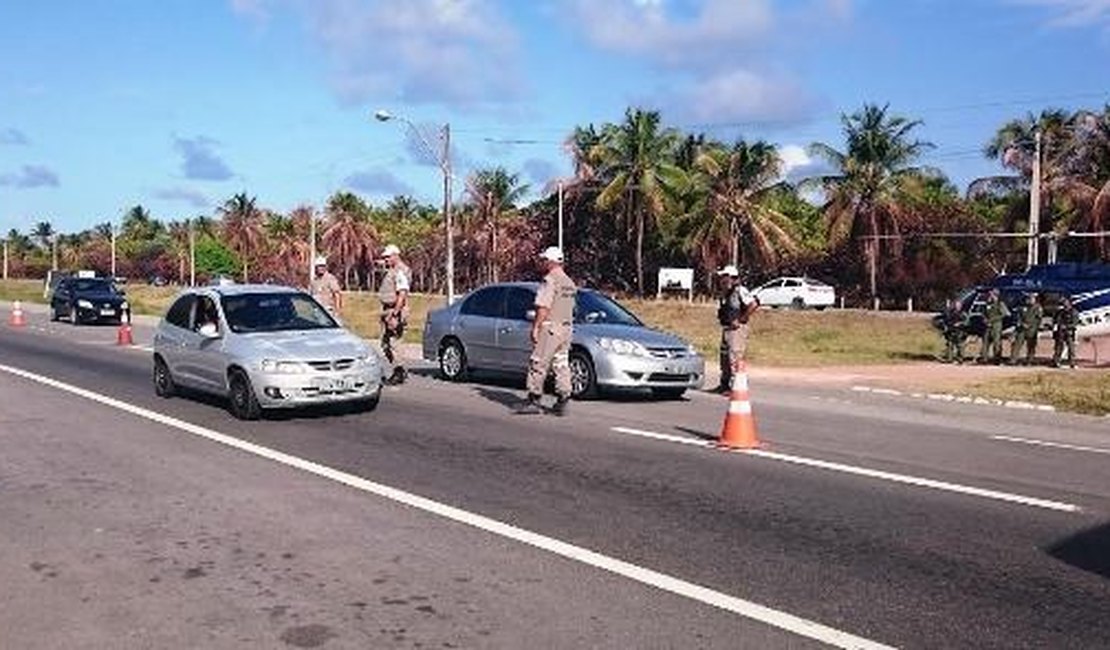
{"left": 379, "top": 244, "right": 411, "bottom": 385}
{"left": 714, "top": 264, "right": 758, "bottom": 393}
{"left": 310, "top": 255, "right": 342, "bottom": 314}
{"left": 517, "top": 246, "right": 576, "bottom": 416}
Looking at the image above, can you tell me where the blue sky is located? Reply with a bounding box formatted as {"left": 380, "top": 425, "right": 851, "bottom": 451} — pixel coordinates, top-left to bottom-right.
{"left": 2, "top": 0, "right": 1109, "bottom": 234}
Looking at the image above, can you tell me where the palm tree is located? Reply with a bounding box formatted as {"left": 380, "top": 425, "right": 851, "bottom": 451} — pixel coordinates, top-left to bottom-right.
{"left": 166, "top": 221, "right": 193, "bottom": 284}
{"left": 592, "top": 108, "right": 683, "bottom": 296}
{"left": 218, "top": 193, "right": 263, "bottom": 282}
{"left": 323, "top": 192, "right": 376, "bottom": 289}
{"left": 31, "top": 221, "right": 55, "bottom": 251}
{"left": 465, "top": 167, "right": 529, "bottom": 283}
{"left": 806, "top": 103, "right": 934, "bottom": 299}
{"left": 687, "top": 139, "right": 800, "bottom": 271}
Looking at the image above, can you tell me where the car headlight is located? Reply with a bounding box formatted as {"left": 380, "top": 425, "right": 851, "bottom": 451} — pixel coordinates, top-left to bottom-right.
{"left": 597, "top": 337, "right": 649, "bottom": 357}
{"left": 77, "top": 299, "right": 94, "bottom": 309}
{"left": 356, "top": 351, "right": 379, "bottom": 368}
{"left": 261, "top": 359, "right": 307, "bottom": 374}
{"left": 120, "top": 301, "right": 129, "bottom": 311}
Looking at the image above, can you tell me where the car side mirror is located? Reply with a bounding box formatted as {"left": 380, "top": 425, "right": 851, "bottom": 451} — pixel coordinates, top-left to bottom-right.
{"left": 525, "top": 309, "right": 536, "bottom": 322}
{"left": 198, "top": 323, "right": 221, "bottom": 339}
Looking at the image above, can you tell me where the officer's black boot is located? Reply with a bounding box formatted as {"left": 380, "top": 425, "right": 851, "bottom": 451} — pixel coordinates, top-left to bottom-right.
{"left": 516, "top": 393, "right": 544, "bottom": 415}
{"left": 552, "top": 395, "right": 570, "bottom": 417}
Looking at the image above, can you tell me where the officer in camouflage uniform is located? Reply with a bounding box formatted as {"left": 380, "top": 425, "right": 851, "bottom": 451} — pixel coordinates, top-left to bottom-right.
{"left": 1012, "top": 293, "right": 1043, "bottom": 365}
{"left": 978, "top": 290, "right": 1009, "bottom": 365}
{"left": 378, "top": 244, "right": 411, "bottom": 385}
{"left": 1052, "top": 296, "right": 1079, "bottom": 368}
{"left": 941, "top": 298, "right": 968, "bottom": 364}
{"left": 517, "top": 246, "right": 577, "bottom": 416}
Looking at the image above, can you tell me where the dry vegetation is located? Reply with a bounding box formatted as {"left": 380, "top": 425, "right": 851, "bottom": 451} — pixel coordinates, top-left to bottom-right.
{"left": 3, "top": 279, "right": 1105, "bottom": 414}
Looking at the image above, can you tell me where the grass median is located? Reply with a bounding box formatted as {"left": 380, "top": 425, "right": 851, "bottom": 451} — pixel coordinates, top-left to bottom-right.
{"left": 3, "top": 278, "right": 1105, "bottom": 414}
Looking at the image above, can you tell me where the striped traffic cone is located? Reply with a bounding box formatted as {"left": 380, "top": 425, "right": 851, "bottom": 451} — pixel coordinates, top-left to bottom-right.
{"left": 8, "top": 301, "right": 26, "bottom": 327}
{"left": 116, "top": 311, "right": 134, "bottom": 346}
{"left": 717, "top": 361, "right": 760, "bottom": 449}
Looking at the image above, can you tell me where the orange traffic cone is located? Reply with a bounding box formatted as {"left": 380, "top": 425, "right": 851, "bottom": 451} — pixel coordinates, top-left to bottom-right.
{"left": 8, "top": 301, "right": 26, "bottom": 327}
{"left": 717, "top": 361, "right": 761, "bottom": 449}
{"left": 116, "top": 312, "right": 134, "bottom": 346}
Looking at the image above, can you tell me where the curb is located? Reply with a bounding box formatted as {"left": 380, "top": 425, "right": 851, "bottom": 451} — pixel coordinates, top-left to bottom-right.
{"left": 850, "top": 385, "right": 1057, "bottom": 412}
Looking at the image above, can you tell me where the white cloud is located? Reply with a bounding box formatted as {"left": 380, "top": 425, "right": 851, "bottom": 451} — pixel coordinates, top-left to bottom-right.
{"left": 777, "top": 143, "right": 832, "bottom": 184}
{"left": 664, "top": 68, "right": 813, "bottom": 124}
{"left": 230, "top": 0, "right": 270, "bottom": 23}
{"left": 154, "top": 187, "right": 211, "bottom": 208}
{"left": 240, "top": 0, "right": 526, "bottom": 108}
{"left": 1018, "top": 0, "right": 1110, "bottom": 26}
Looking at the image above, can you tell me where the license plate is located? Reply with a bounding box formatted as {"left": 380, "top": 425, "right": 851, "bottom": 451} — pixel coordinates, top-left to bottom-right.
{"left": 316, "top": 376, "right": 354, "bottom": 392}
{"left": 100, "top": 308, "right": 116, "bottom": 316}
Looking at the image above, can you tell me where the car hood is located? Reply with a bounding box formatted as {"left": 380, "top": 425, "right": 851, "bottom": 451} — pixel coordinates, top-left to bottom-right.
{"left": 576, "top": 323, "right": 692, "bottom": 350}
{"left": 241, "top": 329, "right": 369, "bottom": 359}
{"left": 74, "top": 291, "right": 125, "bottom": 303}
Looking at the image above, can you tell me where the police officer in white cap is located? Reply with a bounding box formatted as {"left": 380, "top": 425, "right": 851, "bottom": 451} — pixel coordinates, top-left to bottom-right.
{"left": 714, "top": 264, "right": 758, "bottom": 393}
{"left": 379, "top": 244, "right": 411, "bottom": 385}
{"left": 310, "top": 255, "right": 342, "bottom": 314}
{"left": 517, "top": 246, "right": 576, "bottom": 416}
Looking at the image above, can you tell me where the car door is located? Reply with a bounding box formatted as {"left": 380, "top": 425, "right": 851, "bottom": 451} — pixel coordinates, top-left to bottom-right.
{"left": 496, "top": 286, "right": 537, "bottom": 372}
{"left": 782, "top": 278, "right": 803, "bottom": 305}
{"left": 757, "top": 279, "right": 784, "bottom": 306}
{"left": 455, "top": 286, "right": 506, "bottom": 371}
{"left": 185, "top": 294, "right": 229, "bottom": 394}
{"left": 156, "top": 295, "right": 197, "bottom": 386}
{"left": 52, "top": 279, "right": 71, "bottom": 316}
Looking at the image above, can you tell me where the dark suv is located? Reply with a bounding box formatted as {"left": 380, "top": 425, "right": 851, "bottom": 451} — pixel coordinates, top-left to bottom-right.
{"left": 50, "top": 277, "right": 130, "bottom": 325}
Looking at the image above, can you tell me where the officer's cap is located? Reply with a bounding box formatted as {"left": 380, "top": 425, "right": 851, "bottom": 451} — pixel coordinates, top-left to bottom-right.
{"left": 539, "top": 246, "right": 564, "bottom": 263}
{"left": 381, "top": 244, "right": 401, "bottom": 258}
{"left": 314, "top": 255, "right": 328, "bottom": 267}
{"left": 716, "top": 265, "right": 739, "bottom": 277}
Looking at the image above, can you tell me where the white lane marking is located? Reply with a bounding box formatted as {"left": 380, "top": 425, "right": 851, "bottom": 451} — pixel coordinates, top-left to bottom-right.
{"left": 0, "top": 364, "right": 891, "bottom": 650}
{"left": 611, "top": 427, "right": 1081, "bottom": 514}
{"left": 992, "top": 435, "right": 1110, "bottom": 456}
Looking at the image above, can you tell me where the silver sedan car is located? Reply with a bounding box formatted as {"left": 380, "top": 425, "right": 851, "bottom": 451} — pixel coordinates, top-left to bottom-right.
{"left": 152, "top": 284, "right": 384, "bottom": 419}
{"left": 422, "top": 282, "right": 705, "bottom": 399}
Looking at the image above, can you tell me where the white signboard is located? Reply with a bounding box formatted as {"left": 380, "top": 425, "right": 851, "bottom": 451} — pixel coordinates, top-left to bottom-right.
{"left": 657, "top": 267, "right": 694, "bottom": 301}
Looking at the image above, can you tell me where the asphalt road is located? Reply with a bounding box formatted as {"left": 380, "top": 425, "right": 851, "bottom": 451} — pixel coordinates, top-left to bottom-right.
{"left": 2, "top": 307, "right": 1110, "bottom": 649}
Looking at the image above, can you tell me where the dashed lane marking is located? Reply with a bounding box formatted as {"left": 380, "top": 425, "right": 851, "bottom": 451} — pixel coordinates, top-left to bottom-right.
{"left": 610, "top": 426, "right": 1081, "bottom": 514}
{"left": 0, "top": 362, "right": 893, "bottom": 650}
{"left": 991, "top": 435, "right": 1110, "bottom": 456}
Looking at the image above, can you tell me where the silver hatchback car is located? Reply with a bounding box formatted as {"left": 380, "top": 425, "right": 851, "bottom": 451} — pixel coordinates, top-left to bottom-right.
{"left": 422, "top": 283, "right": 705, "bottom": 399}
{"left": 152, "top": 284, "right": 384, "bottom": 419}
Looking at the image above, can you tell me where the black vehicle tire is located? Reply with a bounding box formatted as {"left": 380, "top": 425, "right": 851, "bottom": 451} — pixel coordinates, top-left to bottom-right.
{"left": 50, "top": 303, "right": 60, "bottom": 322}
{"left": 791, "top": 297, "right": 806, "bottom": 310}
{"left": 438, "top": 338, "right": 468, "bottom": 381}
{"left": 69, "top": 303, "right": 81, "bottom": 325}
{"left": 568, "top": 349, "right": 598, "bottom": 399}
{"left": 815, "top": 305, "right": 828, "bottom": 311}
{"left": 652, "top": 387, "right": 687, "bottom": 400}
{"left": 227, "top": 369, "right": 262, "bottom": 421}
{"left": 153, "top": 356, "right": 177, "bottom": 398}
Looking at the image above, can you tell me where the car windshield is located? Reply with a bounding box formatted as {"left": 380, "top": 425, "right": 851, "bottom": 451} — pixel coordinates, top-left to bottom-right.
{"left": 73, "top": 279, "right": 118, "bottom": 293}
{"left": 220, "top": 292, "right": 338, "bottom": 333}
{"left": 575, "top": 290, "right": 642, "bottom": 326}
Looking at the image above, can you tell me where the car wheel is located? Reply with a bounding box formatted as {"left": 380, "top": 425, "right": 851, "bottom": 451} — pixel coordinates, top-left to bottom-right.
{"left": 438, "top": 338, "right": 468, "bottom": 381}
{"left": 652, "top": 387, "right": 687, "bottom": 400}
{"left": 69, "top": 304, "right": 81, "bottom": 325}
{"left": 815, "top": 305, "right": 828, "bottom": 312}
{"left": 568, "top": 350, "right": 598, "bottom": 399}
{"left": 791, "top": 297, "right": 806, "bottom": 310}
{"left": 153, "top": 356, "right": 177, "bottom": 398}
{"left": 50, "top": 304, "right": 60, "bottom": 322}
{"left": 227, "top": 370, "right": 262, "bottom": 421}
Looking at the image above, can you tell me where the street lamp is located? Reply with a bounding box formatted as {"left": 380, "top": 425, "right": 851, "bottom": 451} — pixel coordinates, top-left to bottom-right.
{"left": 374, "top": 109, "right": 455, "bottom": 305}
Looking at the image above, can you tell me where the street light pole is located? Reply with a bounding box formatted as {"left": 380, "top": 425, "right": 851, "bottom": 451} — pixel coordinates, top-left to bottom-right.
{"left": 2, "top": 239, "right": 8, "bottom": 280}
{"left": 375, "top": 109, "right": 455, "bottom": 304}
{"left": 189, "top": 223, "right": 196, "bottom": 287}
{"left": 557, "top": 180, "right": 564, "bottom": 252}
{"left": 110, "top": 226, "right": 117, "bottom": 279}
{"left": 1027, "top": 130, "right": 1042, "bottom": 270}
{"left": 309, "top": 211, "right": 316, "bottom": 288}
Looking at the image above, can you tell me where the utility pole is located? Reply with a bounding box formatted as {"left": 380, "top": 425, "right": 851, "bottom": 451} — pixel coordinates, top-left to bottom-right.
{"left": 309, "top": 211, "right": 316, "bottom": 288}
{"left": 557, "top": 180, "right": 564, "bottom": 252}
{"left": 1027, "top": 130, "right": 1042, "bottom": 269}
{"left": 52, "top": 236, "right": 58, "bottom": 271}
{"left": 443, "top": 123, "right": 455, "bottom": 305}
{"left": 2, "top": 239, "right": 8, "bottom": 280}
{"left": 189, "top": 224, "right": 196, "bottom": 287}
{"left": 110, "top": 226, "right": 117, "bottom": 278}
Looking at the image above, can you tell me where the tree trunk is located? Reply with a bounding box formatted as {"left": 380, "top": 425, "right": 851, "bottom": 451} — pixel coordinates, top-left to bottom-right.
{"left": 636, "top": 211, "right": 645, "bottom": 297}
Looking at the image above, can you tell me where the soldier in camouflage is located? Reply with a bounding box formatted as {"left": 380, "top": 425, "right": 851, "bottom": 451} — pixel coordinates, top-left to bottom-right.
{"left": 1052, "top": 296, "right": 1079, "bottom": 368}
